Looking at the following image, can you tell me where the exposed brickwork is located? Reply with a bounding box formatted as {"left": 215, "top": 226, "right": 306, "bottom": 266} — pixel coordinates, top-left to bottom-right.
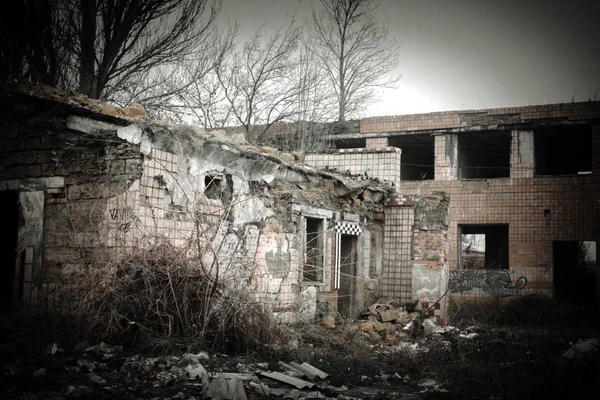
{"left": 385, "top": 194, "right": 414, "bottom": 206}
{"left": 0, "top": 96, "right": 143, "bottom": 282}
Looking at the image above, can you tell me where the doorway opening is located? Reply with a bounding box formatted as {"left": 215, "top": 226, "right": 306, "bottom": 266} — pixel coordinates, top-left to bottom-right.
{"left": 553, "top": 241, "right": 597, "bottom": 305}
{"left": 337, "top": 234, "right": 357, "bottom": 318}
{"left": 0, "top": 191, "right": 20, "bottom": 313}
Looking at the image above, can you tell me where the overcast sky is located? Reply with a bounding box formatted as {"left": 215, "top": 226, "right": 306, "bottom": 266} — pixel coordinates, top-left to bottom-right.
{"left": 221, "top": 0, "right": 600, "bottom": 117}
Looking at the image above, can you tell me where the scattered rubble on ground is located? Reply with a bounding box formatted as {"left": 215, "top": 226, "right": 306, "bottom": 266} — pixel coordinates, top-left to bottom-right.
{"left": 0, "top": 307, "right": 472, "bottom": 400}
{"left": 2, "top": 299, "right": 600, "bottom": 399}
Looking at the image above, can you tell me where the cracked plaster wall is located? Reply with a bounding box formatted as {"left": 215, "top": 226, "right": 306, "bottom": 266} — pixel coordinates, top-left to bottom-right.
{"left": 104, "top": 122, "right": 386, "bottom": 321}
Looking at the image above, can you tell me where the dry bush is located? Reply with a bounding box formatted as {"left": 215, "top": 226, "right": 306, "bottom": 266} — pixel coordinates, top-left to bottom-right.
{"left": 57, "top": 240, "right": 293, "bottom": 355}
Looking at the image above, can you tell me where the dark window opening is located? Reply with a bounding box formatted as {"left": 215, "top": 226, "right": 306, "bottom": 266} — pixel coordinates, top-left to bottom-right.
{"left": 458, "top": 131, "right": 511, "bottom": 179}
{"left": 204, "top": 174, "right": 223, "bottom": 200}
{"left": 304, "top": 217, "right": 324, "bottom": 282}
{"left": 333, "top": 138, "right": 366, "bottom": 149}
{"left": 460, "top": 224, "right": 509, "bottom": 269}
{"left": 534, "top": 125, "right": 592, "bottom": 176}
{"left": 389, "top": 134, "right": 435, "bottom": 180}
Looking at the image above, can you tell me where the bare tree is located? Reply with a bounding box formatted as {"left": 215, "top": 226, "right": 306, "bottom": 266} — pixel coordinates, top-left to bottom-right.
{"left": 310, "top": 0, "right": 400, "bottom": 121}
{"left": 215, "top": 22, "right": 303, "bottom": 143}
{"left": 110, "top": 23, "right": 237, "bottom": 122}
{"left": 0, "top": 0, "right": 75, "bottom": 88}
{"left": 1, "top": 0, "right": 222, "bottom": 107}
{"left": 77, "top": 0, "right": 221, "bottom": 101}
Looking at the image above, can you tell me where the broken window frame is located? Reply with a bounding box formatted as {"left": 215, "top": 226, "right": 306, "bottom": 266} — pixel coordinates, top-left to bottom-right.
{"left": 302, "top": 216, "right": 326, "bottom": 284}
{"left": 459, "top": 224, "right": 510, "bottom": 270}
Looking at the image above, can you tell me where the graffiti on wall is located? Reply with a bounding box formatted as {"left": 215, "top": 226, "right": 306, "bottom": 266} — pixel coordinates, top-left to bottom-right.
{"left": 449, "top": 269, "right": 527, "bottom": 298}
{"left": 108, "top": 207, "right": 136, "bottom": 232}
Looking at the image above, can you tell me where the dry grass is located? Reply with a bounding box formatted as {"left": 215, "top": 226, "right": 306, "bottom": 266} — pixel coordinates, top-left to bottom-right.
{"left": 54, "top": 240, "right": 293, "bottom": 356}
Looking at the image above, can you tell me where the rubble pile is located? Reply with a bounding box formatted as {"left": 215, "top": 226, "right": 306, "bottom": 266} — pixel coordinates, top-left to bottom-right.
{"left": 0, "top": 340, "right": 425, "bottom": 399}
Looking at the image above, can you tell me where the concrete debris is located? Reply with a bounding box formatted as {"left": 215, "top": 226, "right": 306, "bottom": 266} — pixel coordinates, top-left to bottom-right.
{"left": 280, "top": 153, "right": 295, "bottom": 163}
{"left": 248, "top": 381, "right": 271, "bottom": 396}
{"left": 287, "top": 362, "right": 329, "bottom": 380}
{"left": 259, "top": 371, "right": 315, "bottom": 389}
{"left": 560, "top": 339, "right": 599, "bottom": 361}
{"left": 394, "top": 342, "right": 429, "bottom": 354}
{"left": 205, "top": 374, "right": 248, "bottom": 400}
{"left": 44, "top": 343, "right": 63, "bottom": 356}
{"left": 179, "top": 352, "right": 209, "bottom": 367}
{"left": 5, "top": 340, "right": 431, "bottom": 399}
{"left": 367, "top": 300, "right": 407, "bottom": 324}
{"left": 88, "top": 371, "right": 107, "bottom": 386}
{"left": 185, "top": 363, "right": 208, "bottom": 380}
{"left": 66, "top": 385, "right": 92, "bottom": 397}
{"left": 83, "top": 342, "right": 122, "bottom": 359}
{"left": 76, "top": 359, "right": 96, "bottom": 371}
{"left": 418, "top": 378, "right": 437, "bottom": 388}
{"left": 269, "top": 387, "right": 290, "bottom": 397}
{"left": 422, "top": 318, "right": 437, "bottom": 337}
{"left": 459, "top": 332, "right": 479, "bottom": 339}
{"left": 284, "top": 388, "right": 302, "bottom": 399}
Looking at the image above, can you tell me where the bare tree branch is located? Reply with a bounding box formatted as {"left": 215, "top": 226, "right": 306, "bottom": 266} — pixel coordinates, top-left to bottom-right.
{"left": 310, "top": 0, "right": 400, "bottom": 121}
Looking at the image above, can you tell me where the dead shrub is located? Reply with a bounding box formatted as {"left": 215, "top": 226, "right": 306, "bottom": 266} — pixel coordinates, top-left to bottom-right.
{"left": 57, "top": 240, "right": 292, "bottom": 355}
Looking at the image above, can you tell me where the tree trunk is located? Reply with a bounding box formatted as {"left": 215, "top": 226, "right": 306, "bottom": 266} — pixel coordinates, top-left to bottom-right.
{"left": 79, "top": 0, "right": 97, "bottom": 97}
{"left": 338, "top": 52, "right": 346, "bottom": 122}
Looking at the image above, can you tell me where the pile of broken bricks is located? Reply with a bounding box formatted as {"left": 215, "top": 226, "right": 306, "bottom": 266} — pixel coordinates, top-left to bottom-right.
{"left": 322, "top": 300, "right": 427, "bottom": 343}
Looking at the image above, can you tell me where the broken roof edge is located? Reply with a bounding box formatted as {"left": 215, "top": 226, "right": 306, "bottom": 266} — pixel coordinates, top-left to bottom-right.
{"left": 143, "top": 121, "right": 394, "bottom": 194}
{"left": 2, "top": 81, "right": 149, "bottom": 126}
{"left": 4, "top": 82, "right": 393, "bottom": 196}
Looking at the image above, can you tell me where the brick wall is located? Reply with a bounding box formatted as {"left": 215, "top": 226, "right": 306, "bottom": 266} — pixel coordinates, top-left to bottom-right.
{"left": 0, "top": 105, "right": 143, "bottom": 286}
{"left": 398, "top": 174, "right": 600, "bottom": 301}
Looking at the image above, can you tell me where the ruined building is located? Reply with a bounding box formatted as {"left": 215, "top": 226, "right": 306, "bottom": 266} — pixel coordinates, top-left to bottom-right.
{"left": 1, "top": 82, "right": 599, "bottom": 323}
{"left": 0, "top": 83, "right": 410, "bottom": 322}
{"left": 306, "top": 102, "right": 600, "bottom": 309}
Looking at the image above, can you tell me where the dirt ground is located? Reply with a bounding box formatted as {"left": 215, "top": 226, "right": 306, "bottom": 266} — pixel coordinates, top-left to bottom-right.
{"left": 1, "top": 295, "right": 599, "bottom": 399}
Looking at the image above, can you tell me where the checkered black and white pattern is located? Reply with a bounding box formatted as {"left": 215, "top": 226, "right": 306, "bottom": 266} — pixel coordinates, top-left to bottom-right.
{"left": 335, "top": 222, "right": 362, "bottom": 235}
